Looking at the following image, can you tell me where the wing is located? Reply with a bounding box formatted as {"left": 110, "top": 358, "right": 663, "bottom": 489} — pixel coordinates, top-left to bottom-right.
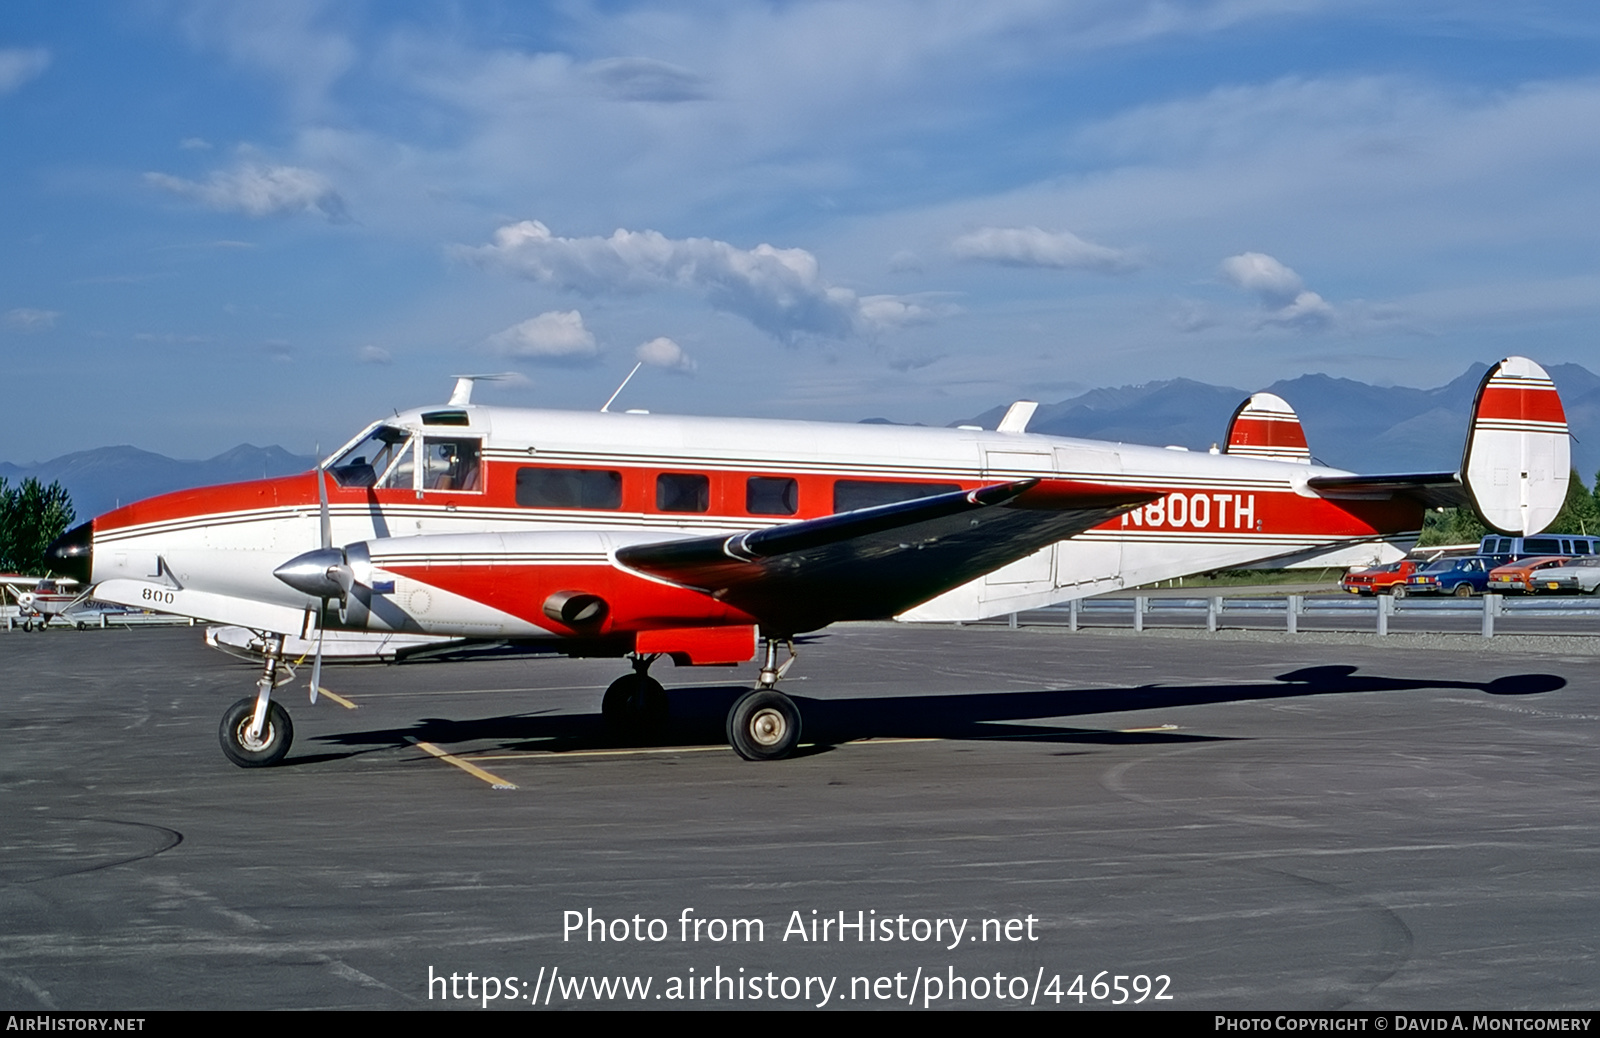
{"left": 615, "top": 478, "right": 1156, "bottom": 634}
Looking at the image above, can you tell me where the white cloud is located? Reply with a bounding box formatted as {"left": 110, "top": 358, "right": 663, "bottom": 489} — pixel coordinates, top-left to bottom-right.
{"left": 1220, "top": 251, "right": 1304, "bottom": 306}
{"left": 486, "top": 310, "right": 599, "bottom": 364}
{"left": 145, "top": 163, "right": 349, "bottom": 222}
{"left": 950, "top": 226, "right": 1140, "bottom": 273}
{"left": 1220, "top": 252, "right": 1334, "bottom": 330}
{"left": 0, "top": 47, "right": 49, "bottom": 96}
{"left": 5, "top": 308, "right": 59, "bottom": 331}
{"left": 463, "top": 220, "right": 924, "bottom": 343}
{"left": 636, "top": 336, "right": 696, "bottom": 373}
{"left": 357, "top": 344, "right": 392, "bottom": 365}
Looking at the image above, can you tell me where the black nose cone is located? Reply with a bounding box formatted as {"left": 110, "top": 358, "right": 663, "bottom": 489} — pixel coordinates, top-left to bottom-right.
{"left": 47, "top": 522, "right": 94, "bottom": 584}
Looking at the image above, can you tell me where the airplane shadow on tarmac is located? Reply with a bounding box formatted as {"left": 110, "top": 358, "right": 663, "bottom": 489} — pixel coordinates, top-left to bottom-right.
{"left": 299, "top": 664, "right": 1566, "bottom": 765}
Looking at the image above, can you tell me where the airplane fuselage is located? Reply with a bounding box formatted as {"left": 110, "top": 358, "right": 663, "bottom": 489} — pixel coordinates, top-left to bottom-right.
{"left": 70, "top": 403, "right": 1420, "bottom": 645}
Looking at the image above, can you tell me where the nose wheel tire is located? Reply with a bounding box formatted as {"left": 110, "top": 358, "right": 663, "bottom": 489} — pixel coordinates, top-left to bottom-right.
{"left": 219, "top": 697, "right": 294, "bottom": 768}
{"left": 726, "top": 689, "right": 801, "bottom": 761}
{"left": 602, "top": 673, "right": 668, "bottom": 732}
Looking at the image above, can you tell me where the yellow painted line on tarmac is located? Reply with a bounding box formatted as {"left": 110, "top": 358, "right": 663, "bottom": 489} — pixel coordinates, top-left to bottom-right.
{"left": 406, "top": 737, "right": 518, "bottom": 789}
{"left": 475, "top": 744, "right": 731, "bottom": 761}
{"left": 316, "top": 687, "right": 359, "bottom": 710}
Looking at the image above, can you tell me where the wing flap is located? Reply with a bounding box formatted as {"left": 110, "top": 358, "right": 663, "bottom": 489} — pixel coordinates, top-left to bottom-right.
{"left": 615, "top": 479, "right": 1157, "bottom": 634}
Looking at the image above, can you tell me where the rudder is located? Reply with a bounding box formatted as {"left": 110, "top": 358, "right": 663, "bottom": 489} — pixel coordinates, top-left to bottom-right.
{"left": 1224, "top": 392, "right": 1311, "bottom": 462}
{"left": 1462, "top": 356, "right": 1569, "bottom": 535}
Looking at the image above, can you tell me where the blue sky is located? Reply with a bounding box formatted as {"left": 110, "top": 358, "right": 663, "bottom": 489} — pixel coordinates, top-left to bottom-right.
{"left": 3, "top": 2, "right": 1597, "bottom": 462}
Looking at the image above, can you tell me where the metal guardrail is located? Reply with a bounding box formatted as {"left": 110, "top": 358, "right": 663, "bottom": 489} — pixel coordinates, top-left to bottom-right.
{"left": 2, "top": 605, "right": 196, "bottom": 631}
{"left": 994, "top": 592, "right": 1600, "bottom": 638}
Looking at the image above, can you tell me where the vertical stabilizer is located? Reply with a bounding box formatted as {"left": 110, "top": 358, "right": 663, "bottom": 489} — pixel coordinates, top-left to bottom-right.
{"left": 1462, "top": 356, "right": 1569, "bottom": 535}
{"left": 1223, "top": 392, "right": 1311, "bottom": 462}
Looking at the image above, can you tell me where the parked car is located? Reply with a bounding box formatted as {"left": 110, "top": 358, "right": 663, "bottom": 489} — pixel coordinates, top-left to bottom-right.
{"left": 1487, "top": 555, "right": 1571, "bottom": 593}
{"left": 1341, "top": 560, "right": 1418, "bottom": 595}
{"left": 1523, "top": 555, "right": 1600, "bottom": 594}
{"left": 1401, "top": 556, "right": 1494, "bottom": 597}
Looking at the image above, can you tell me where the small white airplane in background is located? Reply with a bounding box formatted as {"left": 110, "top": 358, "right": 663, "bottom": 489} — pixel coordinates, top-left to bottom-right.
{"left": 47, "top": 356, "right": 1570, "bottom": 768}
{"left": 2, "top": 575, "right": 86, "bottom": 631}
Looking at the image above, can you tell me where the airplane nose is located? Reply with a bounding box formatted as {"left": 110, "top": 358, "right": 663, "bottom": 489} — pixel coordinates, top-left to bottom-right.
{"left": 47, "top": 522, "right": 94, "bottom": 584}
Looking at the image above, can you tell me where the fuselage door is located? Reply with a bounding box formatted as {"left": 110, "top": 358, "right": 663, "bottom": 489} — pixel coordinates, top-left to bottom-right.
{"left": 982, "top": 450, "right": 1056, "bottom": 585}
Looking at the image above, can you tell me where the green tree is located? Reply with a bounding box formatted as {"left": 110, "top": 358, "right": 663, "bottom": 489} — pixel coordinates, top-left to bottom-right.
{"left": 1548, "top": 469, "right": 1600, "bottom": 536}
{"left": 1417, "top": 506, "right": 1487, "bottom": 547}
{"left": 0, "top": 478, "right": 76, "bottom": 575}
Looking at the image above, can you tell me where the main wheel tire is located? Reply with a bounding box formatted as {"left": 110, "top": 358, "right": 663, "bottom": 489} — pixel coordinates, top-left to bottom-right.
{"left": 726, "top": 689, "right": 801, "bottom": 761}
{"left": 1454, "top": 583, "right": 1475, "bottom": 598}
{"left": 219, "top": 696, "right": 294, "bottom": 768}
{"left": 601, "top": 673, "right": 668, "bottom": 732}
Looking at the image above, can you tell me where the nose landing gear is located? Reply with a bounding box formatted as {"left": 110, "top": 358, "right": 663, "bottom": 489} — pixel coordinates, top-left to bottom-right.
{"left": 219, "top": 634, "right": 295, "bottom": 767}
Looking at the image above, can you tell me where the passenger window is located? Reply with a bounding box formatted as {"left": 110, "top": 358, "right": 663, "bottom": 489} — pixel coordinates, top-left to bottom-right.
{"left": 747, "top": 476, "right": 798, "bottom": 516}
{"left": 657, "top": 473, "right": 709, "bottom": 513}
{"left": 422, "top": 438, "right": 482, "bottom": 492}
{"left": 515, "top": 468, "right": 622, "bottom": 510}
{"left": 833, "top": 479, "right": 961, "bottom": 513}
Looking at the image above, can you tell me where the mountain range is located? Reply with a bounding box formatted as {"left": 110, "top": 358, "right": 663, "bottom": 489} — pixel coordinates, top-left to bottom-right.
{"left": 960, "top": 362, "right": 1600, "bottom": 481}
{"left": 5, "top": 362, "right": 1597, "bottom": 523}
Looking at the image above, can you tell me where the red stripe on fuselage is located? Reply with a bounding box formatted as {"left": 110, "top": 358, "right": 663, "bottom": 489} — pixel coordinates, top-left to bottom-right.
{"left": 92, "top": 462, "right": 1420, "bottom": 544}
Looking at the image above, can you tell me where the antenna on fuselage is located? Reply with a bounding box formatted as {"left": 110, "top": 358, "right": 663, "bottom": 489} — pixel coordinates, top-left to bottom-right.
{"left": 600, "top": 362, "right": 644, "bottom": 413}
{"left": 447, "top": 373, "right": 511, "bottom": 406}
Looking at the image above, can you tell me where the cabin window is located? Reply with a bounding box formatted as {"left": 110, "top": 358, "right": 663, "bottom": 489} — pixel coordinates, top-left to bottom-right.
{"left": 832, "top": 479, "right": 961, "bottom": 513}
{"left": 656, "top": 473, "right": 709, "bottom": 513}
{"left": 330, "top": 426, "right": 414, "bottom": 489}
{"left": 747, "top": 476, "right": 798, "bottom": 516}
{"left": 515, "top": 467, "right": 622, "bottom": 510}
{"left": 422, "top": 438, "right": 482, "bottom": 492}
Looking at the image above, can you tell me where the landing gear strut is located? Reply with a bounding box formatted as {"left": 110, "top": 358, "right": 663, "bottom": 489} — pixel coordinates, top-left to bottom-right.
{"left": 726, "top": 637, "right": 801, "bottom": 761}
{"left": 219, "top": 634, "right": 295, "bottom": 767}
{"left": 602, "top": 654, "right": 667, "bottom": 733}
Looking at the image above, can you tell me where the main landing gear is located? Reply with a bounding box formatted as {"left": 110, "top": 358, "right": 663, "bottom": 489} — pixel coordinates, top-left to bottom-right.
{"left": 219, "top": 634, "right": 295, "bottom": 768}
{"left": 602, "top": 655, "right": 668, "bottom": 733}
{"left": 600, "top": 637, "right": 804, "bottom": 761}
{"left": 726, "top": 637, "right": 801, "bottom": 761}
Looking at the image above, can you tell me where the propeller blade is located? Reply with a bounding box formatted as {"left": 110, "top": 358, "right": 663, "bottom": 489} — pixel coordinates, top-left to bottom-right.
{"left": 317, "top": 450, "right": 332, "bottom": 551}
{"left": 309, "top": 620, "right": 323, "bottom": 705}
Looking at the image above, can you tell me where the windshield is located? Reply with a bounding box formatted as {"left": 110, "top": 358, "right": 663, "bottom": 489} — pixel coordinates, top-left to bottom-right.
{"left": 329, "top": 425, "right": 415, "bottom": 489}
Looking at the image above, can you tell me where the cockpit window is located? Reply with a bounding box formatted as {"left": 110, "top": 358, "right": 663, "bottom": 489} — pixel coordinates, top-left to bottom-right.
{"left": 422, "top": 438, "right": 482, "bottom": 492}
{"left": 329, "top": 426, "right": 415, "bottom": 489}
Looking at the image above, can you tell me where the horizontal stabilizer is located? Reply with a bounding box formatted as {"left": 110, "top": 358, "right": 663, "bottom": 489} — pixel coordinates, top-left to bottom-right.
{"left": 1305, "top": 471, "right": 1472, "bottom": 510}
{"left": 1224, "top": 392, "right": 1311, "bottom": 462}
{"left": 616, "top": 480, "right": 1156, "bottom": 634}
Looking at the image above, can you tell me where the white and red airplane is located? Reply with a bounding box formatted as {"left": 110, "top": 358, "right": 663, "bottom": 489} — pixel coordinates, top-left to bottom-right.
{"left": 2, "top": 575, "right": 86, "bottom": 631}
{"left": 46, "top": 356, "right": 1570, "bottom": 768}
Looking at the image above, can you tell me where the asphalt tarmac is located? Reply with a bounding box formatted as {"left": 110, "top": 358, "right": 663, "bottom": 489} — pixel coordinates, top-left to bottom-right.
{"left": 1, "top": 623, "right": 1596, "bottom": 1011}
